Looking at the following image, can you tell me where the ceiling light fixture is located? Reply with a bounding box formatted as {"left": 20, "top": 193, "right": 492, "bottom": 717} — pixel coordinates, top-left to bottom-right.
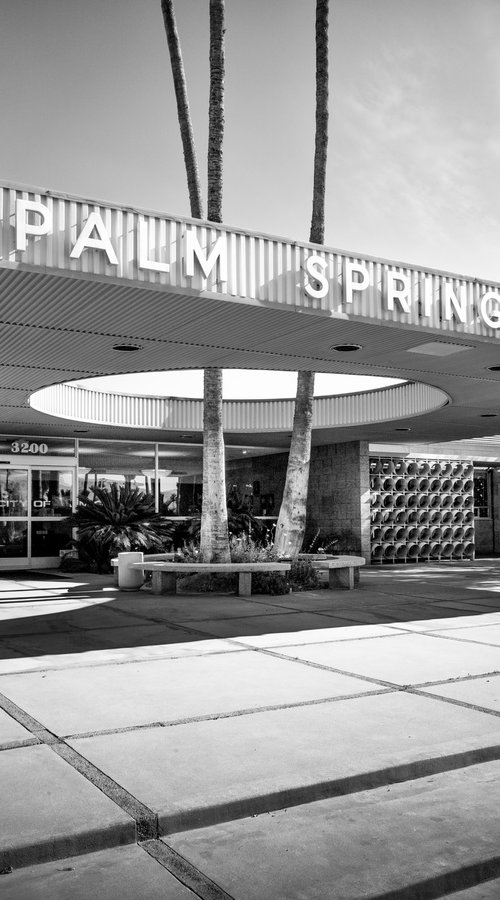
{"left": 329, "top": 344, "right": 363, "bottom": 352}
{"left": 112, "top": 344, "right": 142, "bottom": 352}
{"left": 407, "top": 341, "right": 474, "bottom": 357}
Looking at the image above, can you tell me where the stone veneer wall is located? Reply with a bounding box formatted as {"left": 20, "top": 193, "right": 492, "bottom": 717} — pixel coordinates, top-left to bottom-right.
{"left": 226, "top": 440, "right": 370, "bottom": 557}
{"left": 306, "top": 441, "right": 370, "bottom": 557}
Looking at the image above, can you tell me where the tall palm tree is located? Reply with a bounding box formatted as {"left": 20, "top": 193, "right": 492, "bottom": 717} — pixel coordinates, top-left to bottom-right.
{"left": 161, "top": 0, "right": 203, "bottom": 219}
{"left": 274, "top": 0, "right": 329, "bottom": 559}
{"left": 200, "top": 0, "right": 230, "bottom": 562}
{"left": 161, "top": 0, "right": 230, "bottom": 563}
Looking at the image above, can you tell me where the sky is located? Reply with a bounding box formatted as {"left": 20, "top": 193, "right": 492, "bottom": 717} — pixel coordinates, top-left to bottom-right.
{"left": 73, "top": 370, "right": 401, "bottom": 400}
{"left": 3, "top": 0, "right": 500, "bottom": 396}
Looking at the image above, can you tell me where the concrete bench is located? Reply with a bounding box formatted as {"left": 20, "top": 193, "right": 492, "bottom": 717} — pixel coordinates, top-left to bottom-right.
{"left": 128, "top": 560, "right": 291, "bottom": 597}
{"left": 299, "top": 554, "right": 365, "bottom": 590}
{"left": 112, "top": 552, "right": 175, "bottom": 585}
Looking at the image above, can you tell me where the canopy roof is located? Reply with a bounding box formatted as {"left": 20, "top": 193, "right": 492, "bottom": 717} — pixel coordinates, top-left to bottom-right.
{"left": 1, "top": 182, "right": 500, "bottom": 448}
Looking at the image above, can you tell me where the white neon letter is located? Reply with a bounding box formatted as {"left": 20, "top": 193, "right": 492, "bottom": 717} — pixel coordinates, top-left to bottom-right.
{"left": 421, "top": 277, "right": 434, "bottom": 318}
{"left": 184, "top": 231, "right": 227, "bottom": 282}
{"left": 15, "top": 199, "right": 53, "bottom": 251}
{"left": 480, "top": 291, "right": 500, "bottom": 329}
{"left": 304, "top": 254, "right": 329, "bottom": 299}
{"left": 386, "top": 271, "right": 411, "bottom": 313}
{"left": 443, "top": 284, "right": 467, "bottom": 323}
{"left": 138, "top": 218, "right": 170, "bottom": 273}
{"left": 344, "top": 261, "right": 370, "bottom": 304}
{"left": 70, "top": 212, "right": 119, "bottom": 265}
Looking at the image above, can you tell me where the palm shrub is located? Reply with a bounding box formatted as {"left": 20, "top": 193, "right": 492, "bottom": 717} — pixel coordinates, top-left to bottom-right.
{"left": 171, "top": 512, "right": 268, "bottom": 550}
{"left": 64, "top": 485, "right": 174, "bottom": 573}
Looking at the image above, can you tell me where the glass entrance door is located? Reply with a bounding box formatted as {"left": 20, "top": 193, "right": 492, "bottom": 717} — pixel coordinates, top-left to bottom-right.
{"left": 31, "top": 467, "right": 74, "bottom": 562}
{"left": 0, "top": 463, "right": 75, "bottom": 568}
{"left": 0, "top": 467, "right": 29, "bottom": 563}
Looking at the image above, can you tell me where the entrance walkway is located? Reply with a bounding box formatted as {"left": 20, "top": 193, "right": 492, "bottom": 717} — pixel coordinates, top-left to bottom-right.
{"left": 1, "top": 562, "right": 499, "bottom": 898}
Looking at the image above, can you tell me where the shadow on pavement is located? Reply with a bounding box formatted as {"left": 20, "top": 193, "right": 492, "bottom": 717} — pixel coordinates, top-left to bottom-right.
{"left": 0, "top": 561, "right": 500, "bottom": 662}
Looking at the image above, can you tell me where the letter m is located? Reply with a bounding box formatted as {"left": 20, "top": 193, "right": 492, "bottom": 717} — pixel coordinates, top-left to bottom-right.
{"left": 184, "top": 230, "right": 227, "bottom": 283}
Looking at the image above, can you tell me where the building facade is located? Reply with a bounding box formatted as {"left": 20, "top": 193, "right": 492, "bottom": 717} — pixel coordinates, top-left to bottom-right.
{"left": 2, "top": 181, "right": 500, "bottom": 568}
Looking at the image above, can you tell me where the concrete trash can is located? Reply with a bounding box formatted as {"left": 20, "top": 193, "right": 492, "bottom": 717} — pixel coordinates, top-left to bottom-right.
{"left": 117, "top": 551, "right": 144, "bottom": 590}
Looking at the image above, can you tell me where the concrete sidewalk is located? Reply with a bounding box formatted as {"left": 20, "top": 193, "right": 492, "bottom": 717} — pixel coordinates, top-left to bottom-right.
{"left": 0, "top": 561, "right": 499, "bottom": 898}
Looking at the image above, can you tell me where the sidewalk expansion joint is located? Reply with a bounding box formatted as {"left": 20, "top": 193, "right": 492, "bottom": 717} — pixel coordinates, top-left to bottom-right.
{"left": 0, "top": 691, "right": 61, "bottom": 745}
{"left": 141, "top": 839, "right": 236, "bottom": 900}
{"left": 52, "top": 742, "right": 159, "bottom": 842}
{"left": 225, "top": 631, "right": 408, "bottom": 652}
{"left": 406, "top": 685, "right": 500, "bottom": 718}
{"left": 362, "top": 855, "right": 500, "bottom": 900}
{"left": 0, "top": 737, "right": 41, "bottom": 752}
{"left": 0, "top": 690, "right": 159, "bottom": 847}
{"left": 159, "top": 745, "right": 500, "bottom": 837}
{"left": 0, "top": 644, "right": 247, "bottom": 677}
{"left": 418, "top": 629, "right": 500, "bottom": 649}
{"left": 256, "top": 647, "right": 402, "bottom": 689}
{"left": 61, "top": 688, "right": 396, "bottom": 741}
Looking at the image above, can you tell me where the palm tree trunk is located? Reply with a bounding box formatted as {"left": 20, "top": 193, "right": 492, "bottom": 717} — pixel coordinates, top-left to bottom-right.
{"left": 310, "top": 0, "right": 329, "bottom": 246}
{"left": 161, "top": 0, "right": 203, "bottom": 219}
{"left": 200, "top": 0, "right": 230, "bottom": 561}
{"left": 207, "top": 0, "right": 225, "bottom": 223}
{"left": 161, "top": 0, "right": 229, "bottom": 563}
{"left": 274, "top": 0, "right": 329, "bottom": 560}
{"left": 274, "top": 370, "right": 315, "bottom": 557}
{"left": 200, "top": 368, "right": 229, "bottom": 561}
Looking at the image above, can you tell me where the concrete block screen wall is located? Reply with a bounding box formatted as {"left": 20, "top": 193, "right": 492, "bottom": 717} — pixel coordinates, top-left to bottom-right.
{"left": 370, "top": 457, "right": 475, "bottom": 564}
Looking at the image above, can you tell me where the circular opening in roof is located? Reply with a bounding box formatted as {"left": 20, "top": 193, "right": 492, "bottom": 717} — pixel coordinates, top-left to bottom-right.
{"left": 68, "top": 370, "right": 403, "bottom": 400}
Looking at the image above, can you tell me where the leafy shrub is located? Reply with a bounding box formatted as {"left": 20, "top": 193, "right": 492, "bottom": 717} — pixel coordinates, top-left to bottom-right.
{"left": 174, "top": 534, "right": 318, "bottom": 595}
{"left": 171, "top": 513, "right": 269, "bottom": 550}
{"left": 65, "top": 485, "right": 174, "bottom": 573}
{"left": 288, "top": 559, "right": 320, "bottom": 591}
{"left": 303, "top": 527, "right": 339, "bottom": 555}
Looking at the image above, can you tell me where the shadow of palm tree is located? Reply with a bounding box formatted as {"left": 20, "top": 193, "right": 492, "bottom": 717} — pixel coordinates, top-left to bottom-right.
{"left": 0, "top": 563, "right": 499, "bottom": 665}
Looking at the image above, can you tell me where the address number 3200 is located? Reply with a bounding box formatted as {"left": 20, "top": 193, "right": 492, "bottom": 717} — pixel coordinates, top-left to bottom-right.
{"left": 11, "top": 441, "right": 49, "bottom": 455}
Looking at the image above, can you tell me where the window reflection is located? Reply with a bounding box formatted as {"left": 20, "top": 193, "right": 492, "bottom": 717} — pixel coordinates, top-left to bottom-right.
{"left": 77, "top": 440, "right": 155, "bottom": 498}
{"left": 0, "top": 469, "right": 28, "bottom": 517}
{"left": 31, "top": 470, "right": 73, "bottom": 517}
{"left": 0, "top": 521, "right": 27, "bottom": 557}
{"left": 31, "top": 521, "right": 72, "bottom": 557}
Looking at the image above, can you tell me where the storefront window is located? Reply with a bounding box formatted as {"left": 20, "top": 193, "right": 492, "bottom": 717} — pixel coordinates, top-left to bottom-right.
{"left": 474, "top": 471, "right": 491, "bottom": 518}
{"left": 31, "top": 469, "right": 73, "bottom": 517}
{"left": 0, "top": 521, "right": 28, "bottom": 557}
{"left": 158, "top": 444, "right": 201, "bottom": 516}
{"left": 0, "top": 469, "right": 28, "bottom": 517}
{"left": 31, "top": 521, "right": 73, "bottom": 557}
{"left": 78, "top": 441, "right": 155, "bottom": 497}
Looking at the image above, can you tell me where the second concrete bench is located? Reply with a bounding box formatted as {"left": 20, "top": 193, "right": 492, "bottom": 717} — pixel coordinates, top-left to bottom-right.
{"left": 128, "top": 560, "right": 292, "bottom": 597}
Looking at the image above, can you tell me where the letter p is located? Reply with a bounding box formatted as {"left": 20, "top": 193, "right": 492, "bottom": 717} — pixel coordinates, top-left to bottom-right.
{"left": 16, "top": 199, "right": 53, "bottom": 251}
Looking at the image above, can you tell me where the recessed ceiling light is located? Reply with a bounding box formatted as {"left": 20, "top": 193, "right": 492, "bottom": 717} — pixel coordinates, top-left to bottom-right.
{"left": 112, "top": 344, "right": 142, "bottom": 352}
{"left": 330, "top": 344, "right": 363, "bottom": 352}
{"left": 407, "top": 341, "right": 474, "bottom": 357}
